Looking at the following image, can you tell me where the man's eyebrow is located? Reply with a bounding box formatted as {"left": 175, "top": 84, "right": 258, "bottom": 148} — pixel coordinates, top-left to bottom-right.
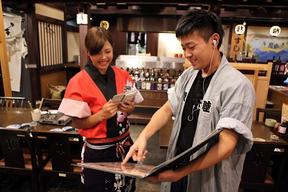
{"left": 182, "top": 42, "right": 196, "bottom": 47}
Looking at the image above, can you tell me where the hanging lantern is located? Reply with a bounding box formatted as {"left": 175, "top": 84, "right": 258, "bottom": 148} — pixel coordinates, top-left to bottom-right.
{"left": 76, "top": 12, "right": 88, "bottom": 25}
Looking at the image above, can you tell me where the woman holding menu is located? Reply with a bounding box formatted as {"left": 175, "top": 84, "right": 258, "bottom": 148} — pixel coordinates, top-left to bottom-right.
{"left": 58, "top": 27, "right": 143, "bottom": 192}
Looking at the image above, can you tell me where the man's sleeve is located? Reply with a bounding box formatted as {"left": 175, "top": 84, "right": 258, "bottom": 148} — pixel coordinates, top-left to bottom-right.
{"left": 216, "top": 81, "right": 256, "bottom": 153}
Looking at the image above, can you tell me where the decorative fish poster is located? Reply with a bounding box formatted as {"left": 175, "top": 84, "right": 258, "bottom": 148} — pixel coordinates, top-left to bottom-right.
{"left": 245, "top": 26, "right": 288, "bottom": 63}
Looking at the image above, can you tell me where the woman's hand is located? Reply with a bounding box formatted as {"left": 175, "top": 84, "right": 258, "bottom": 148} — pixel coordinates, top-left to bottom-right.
{"left": 118, "top": 101, "right": 135, "bottom": 114}
{"left": 72, "top": 100, "right": 118, "bottom": 129}
{"left": 97, "top": 100, "right": 119, "bottom": 121}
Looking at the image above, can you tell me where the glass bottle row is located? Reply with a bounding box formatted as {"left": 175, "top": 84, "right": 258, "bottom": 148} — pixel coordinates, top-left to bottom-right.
{"left": 126, "top": 68, "right": 183, "bottom": 91}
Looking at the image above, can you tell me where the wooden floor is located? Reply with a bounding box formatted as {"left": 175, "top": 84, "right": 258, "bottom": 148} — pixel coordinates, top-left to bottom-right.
{"left": 131, "top": 124, "right": 166, "bottom": 192}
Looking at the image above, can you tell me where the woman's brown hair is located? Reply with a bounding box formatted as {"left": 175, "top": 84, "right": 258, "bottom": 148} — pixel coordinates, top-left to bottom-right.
{"left": 85, "top": 27, "right": 113, "bottom": 55}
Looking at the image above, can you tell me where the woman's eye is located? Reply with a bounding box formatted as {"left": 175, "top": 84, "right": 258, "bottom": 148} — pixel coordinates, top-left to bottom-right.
{"left": 105, "top": 49, "right": 112, "bottom": 54}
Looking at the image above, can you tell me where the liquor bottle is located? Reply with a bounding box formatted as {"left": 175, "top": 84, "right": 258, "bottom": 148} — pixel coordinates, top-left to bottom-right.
{"left": 170, "top": 76, "right": 176, "bottom": 88}
{"left": 150, "top": 68, "right": 156, "bottom": 90}
{"left": 163, "top": 69, "right": 170, "bottom": 90}
{"left": 278, "top": 121, "right": 288, "bottom": 134}
{"left": 126, "top": 67, "right": 130, "bottom": 75}
{"left": 140, "top": 68, "right": 146, "bottom": 90}
{"left": 177, "top": 69, "right": 183, "bottom": 78}
{"left": 157, "top": 71, "right": 163, "bottom": 90}
{"left": 134, "top": 68, "right": 141, "bottom": 89}
{"left": 145, "top": 69, "right": 151, "bottom": 90}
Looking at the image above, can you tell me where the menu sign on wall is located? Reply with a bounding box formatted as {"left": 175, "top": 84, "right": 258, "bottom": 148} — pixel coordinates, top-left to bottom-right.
{"left": 229, "top": 27, "right": 245, "bottom": 61}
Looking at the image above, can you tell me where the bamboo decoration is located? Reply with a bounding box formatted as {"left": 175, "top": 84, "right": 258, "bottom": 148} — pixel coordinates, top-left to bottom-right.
{"left": 38, "top": 20, "right": 63, "bottom": 67}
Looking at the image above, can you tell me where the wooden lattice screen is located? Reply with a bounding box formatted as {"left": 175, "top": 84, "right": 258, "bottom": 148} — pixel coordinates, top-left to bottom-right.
{"left": 38, "top": 21, "right": 63, "bottom": 67}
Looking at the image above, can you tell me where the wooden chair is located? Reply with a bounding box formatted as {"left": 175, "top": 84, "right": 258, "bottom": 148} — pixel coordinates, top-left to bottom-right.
{"left": 232, "top": 62, "right": 273, "bottom": 120}
{"left": 0, "top": 127, "right": 39, "bottom": 192}
{"left": 32, "top": 131, "right": 83, "bottom": 192}
{"left": 241, "top": 144, "right": 276, "bottom": 191}
{"left": 0, "top": 96, "right": 27, "bottom": 109}
{"left": 39, "top": 98, "right": 62, "bottom": 111}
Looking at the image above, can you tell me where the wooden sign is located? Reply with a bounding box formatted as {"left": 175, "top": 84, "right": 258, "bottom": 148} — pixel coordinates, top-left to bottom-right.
{"left": 229, "top": 25, "right": 245, "bottom": 61}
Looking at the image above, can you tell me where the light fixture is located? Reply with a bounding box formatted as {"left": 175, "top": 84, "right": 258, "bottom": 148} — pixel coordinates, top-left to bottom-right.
{"left": 76, "top": 12, "right": 88, "bottom": 25}
{"left": 100, "top": 20, "right": 109, "bottom": 30}
{"left": 270, "top": 26, "right": 281, "bottom": 37}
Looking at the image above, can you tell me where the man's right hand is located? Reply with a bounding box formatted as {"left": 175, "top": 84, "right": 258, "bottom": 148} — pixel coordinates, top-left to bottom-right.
{"left": 122, "top": 135, "right": 148, "bottom": 164}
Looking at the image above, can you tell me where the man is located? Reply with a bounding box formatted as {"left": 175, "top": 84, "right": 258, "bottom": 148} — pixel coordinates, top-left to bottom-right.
{"left": 123, "top": 10, "right": 255, "bottom": 192}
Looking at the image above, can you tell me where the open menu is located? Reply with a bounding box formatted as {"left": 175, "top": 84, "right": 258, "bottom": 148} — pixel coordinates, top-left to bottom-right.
{"left": 74, "top": 128, "right": 223, "bottom": 179}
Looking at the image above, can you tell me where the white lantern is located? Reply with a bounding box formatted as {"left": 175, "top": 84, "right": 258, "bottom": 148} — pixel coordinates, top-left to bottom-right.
{"left": 76, "top": 13, "right": 88, "bottom": 25}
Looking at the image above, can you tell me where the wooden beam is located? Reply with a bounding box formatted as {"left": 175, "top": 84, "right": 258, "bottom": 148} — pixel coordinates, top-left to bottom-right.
{"left": 0, "top": 0, "right": 12, "bottom": 96}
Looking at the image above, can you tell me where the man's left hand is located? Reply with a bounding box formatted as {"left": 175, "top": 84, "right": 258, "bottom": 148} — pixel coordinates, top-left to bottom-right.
{"left": 145, "top": 169, "right": 183, "bottom": 183}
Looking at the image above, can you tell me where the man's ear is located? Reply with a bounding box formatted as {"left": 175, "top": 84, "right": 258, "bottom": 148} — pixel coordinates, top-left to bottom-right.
{"left": 210, "top": 33, "right": 220, "bottom": 47}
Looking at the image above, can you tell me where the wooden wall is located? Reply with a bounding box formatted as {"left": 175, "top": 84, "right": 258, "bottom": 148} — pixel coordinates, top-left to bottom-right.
{"left": 40, "top": 71, "right": 67, "bottom": 98}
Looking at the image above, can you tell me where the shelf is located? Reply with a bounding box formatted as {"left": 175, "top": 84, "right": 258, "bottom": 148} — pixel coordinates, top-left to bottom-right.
{"left": 129, "top": 105, "right": 159, "bottom": 125}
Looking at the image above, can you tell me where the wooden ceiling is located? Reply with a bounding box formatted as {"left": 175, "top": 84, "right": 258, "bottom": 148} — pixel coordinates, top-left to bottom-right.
{"left": 2, "top": 0, "right": 288, "bottom": 24}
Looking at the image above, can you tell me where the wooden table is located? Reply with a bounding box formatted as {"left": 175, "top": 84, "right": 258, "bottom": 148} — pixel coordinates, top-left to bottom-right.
{"left": 252, "top": 121, "right": 287, "bottom": 145}
{"left": 268, "top": 85, "right": 288, "bottom": 109}
{"left": 0, "top": 108, "right": 77, "bottom": 134}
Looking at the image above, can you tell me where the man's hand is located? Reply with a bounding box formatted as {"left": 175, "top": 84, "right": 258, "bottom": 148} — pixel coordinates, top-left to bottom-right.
{"left": 122, "top": 135, "right": 148, "bottom": 164}
{"left": 146, "top": 169, "right": 184, "bottom": 183}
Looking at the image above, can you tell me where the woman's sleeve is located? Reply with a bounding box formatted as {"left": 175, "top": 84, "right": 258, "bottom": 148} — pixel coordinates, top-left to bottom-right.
{"left": 58, "top": 78, "right": 91, "bottom": 118}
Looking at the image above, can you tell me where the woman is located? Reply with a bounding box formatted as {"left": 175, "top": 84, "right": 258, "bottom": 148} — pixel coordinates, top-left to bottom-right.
{"left": 58, "top": 27, "right": 142, "bottom": 192}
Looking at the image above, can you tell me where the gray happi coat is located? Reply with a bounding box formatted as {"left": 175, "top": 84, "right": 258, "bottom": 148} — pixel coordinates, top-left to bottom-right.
{"left": 161, "top": 55, "right": 255, "bottom": 192}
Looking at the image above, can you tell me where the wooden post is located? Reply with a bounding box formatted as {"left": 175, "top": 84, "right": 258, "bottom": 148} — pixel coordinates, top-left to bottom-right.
{"left": 79, "top": 24, "right": 88, "bottom": 68}
{"left": 0, "top": 0, "right": 12, "bottom": 96}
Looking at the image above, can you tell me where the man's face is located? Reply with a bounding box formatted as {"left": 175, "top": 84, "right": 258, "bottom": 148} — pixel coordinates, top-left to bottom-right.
{"left": 180, "top": 32, "right": 214, "bottom": 72}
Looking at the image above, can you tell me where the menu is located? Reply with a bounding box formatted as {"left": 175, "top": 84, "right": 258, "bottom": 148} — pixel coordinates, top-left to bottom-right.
{"left": 75, "top": 128, "right": 223, "bottom": 179}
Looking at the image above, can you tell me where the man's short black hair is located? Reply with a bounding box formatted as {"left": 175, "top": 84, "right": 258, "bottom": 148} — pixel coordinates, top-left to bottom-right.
{"left": 175, "top": 10, "right": 224, "bottom": 48}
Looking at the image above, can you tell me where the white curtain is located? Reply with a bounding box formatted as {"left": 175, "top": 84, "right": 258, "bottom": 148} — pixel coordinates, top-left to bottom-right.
{"left": 4, "top": 13, "right": 28, "bottom": 92}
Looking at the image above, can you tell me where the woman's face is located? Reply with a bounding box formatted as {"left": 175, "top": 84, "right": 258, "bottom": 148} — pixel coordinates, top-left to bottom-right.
{"left": 89, "top": 41, "right": 113, "bottom": 74}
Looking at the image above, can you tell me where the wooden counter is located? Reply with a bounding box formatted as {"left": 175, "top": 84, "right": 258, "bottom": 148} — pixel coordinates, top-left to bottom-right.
{"left": 128, "top": 90, "right": 167, "bottom": 125}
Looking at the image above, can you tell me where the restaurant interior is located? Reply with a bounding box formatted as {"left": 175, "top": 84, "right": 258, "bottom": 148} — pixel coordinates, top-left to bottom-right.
{"left": 0, "top": 0, "right": 288, "bottom": 192}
